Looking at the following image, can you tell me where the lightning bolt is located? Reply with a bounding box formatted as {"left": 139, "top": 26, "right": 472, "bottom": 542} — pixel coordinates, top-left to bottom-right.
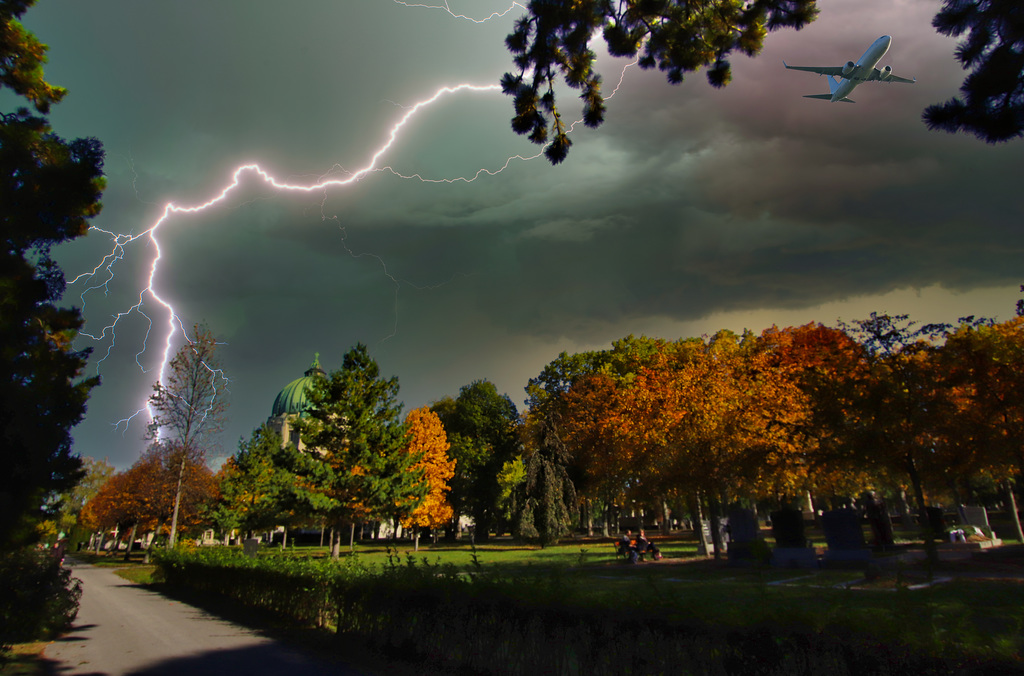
{"left": 391, "top": 0, "right": 527, "bottom": 23}
{"left": 70, "top": 0, "right": 638, "bottom": 440}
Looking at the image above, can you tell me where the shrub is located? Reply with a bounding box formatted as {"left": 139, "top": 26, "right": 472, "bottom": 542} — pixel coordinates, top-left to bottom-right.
{"left": 0, "top": 548, "right": 81, "bottom": 644}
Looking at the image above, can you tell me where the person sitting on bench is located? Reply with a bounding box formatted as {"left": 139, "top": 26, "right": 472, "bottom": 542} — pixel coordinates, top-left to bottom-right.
{"left": 635, "top": 529, "right": 661, "bottom": 560}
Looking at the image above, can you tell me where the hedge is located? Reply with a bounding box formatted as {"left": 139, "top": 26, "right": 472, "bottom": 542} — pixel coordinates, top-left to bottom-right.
{"left": 153, "top": 549, "right": 1023, "bottom": 675}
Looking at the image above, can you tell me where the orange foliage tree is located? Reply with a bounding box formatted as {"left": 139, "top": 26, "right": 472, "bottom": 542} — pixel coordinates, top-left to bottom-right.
{"left": 937, "top": 317, "right": 1024, "bottom": 540}
{"left": 81, "top": 443, "right": 216, "bottom": 557}
{"left": 400, "top": 407, "right": 455, "bottom": 543}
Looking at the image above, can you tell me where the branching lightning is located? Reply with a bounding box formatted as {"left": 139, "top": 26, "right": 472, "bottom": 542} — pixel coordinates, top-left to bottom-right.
{"left": 70, "top": 1, "right": 637, "bottom": 440}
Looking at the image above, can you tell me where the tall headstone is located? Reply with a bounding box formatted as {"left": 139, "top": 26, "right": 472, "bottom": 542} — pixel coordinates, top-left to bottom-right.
{"left": 863, "top": 492, "right": 895, "bottom": 549}
{"left": 770, "top": 508, "right": 817, "bottom": 568}
{"left": 727, "top": 508, "right": 760, "bottom": 566}
{"left": 821, "top": 508, "right": 871, "bottom": 565}
{"left": 926, "top": 507, "right": 947, "bottom": 537}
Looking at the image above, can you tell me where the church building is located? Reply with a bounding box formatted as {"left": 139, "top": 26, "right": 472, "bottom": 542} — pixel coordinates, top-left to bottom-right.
{"left": 267, "top": 354, "right": 324, "bottom": 451}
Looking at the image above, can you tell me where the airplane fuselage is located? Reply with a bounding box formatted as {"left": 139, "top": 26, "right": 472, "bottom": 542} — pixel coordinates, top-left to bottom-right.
{"left": 831, "top": 35, "right": 891, "bottom": 102}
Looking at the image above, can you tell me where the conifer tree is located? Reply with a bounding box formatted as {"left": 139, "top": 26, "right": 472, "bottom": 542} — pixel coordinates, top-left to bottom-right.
{"left": 924, "top": 0, "right": 1024, "bottom": 143}
{"left": 297, "top": 343, "right": 423, "bottom": 555}
{"left": 516, "top": 414, "right": 578, "bottom": 546}
{"left": 1, "top": 0, "right": 105, "bottom": 550}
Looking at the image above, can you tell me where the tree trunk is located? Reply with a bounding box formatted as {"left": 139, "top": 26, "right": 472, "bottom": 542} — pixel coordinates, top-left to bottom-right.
{"left": 906, "top": 454, "right": 937, "bottom": 567}
{"left": 167, "top": 452, "right": 187, "bottom": 548}
{"left": 331, "top": 525, "right": 341, "bottom": 559}
{"left": 661, "top": 499, "right": 671, "bottom": 535}
{"left": 896, "top": 489, "right": 913, "bottom": 528}
{"left": 281, "top": 528, "right": 287, "bottom": 548}
{"left": 123, "top": 523, "right": 138, "bottom": 562}
{"left": 691, "top": 493, "right": 710, "bottom": 557}
{"left": 349, "top": 522, "right": 356, "bottom": 554}
{"left": 707, "top": 491, "right": 723, "bottom": 561}
{"left": 1005, "top": 481, "right": 1024, "bottom": 543}
{"left": 414, "top": 528, "right": 420, "bottom": 552}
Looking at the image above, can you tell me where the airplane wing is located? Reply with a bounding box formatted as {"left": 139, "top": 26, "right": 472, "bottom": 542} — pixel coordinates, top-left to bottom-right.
{"left": 867, "top": 67, "right": 916, "bottom": 84}
{"left": 783, "top": 62, "right": 845, "bottom": 77}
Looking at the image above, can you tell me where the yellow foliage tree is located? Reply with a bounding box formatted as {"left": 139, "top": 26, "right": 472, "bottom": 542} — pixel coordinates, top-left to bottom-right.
{"left": 400, "top": 407, "right": 455, "bottom": 535}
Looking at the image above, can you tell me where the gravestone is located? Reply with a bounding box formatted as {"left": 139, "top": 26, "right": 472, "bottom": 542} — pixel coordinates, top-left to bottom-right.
{"left": 698, "top": 519, "right": 728, "bottom": 555}
{"left": 863, "top": 492, "right": 895, "bottom": 549}
{"left": 770, "top": 508, "right": 817, "bottom": 568}
{"left": 727, "top": 508, "right": 760, "bottom": 566}
{"left": 821, "top": 508, "right": 871, "bottom": 565}
{"left": 926, "top": 507, "right": 947, "bottom": 537}
{"left": 961, "top": 505, "right": 989, "bottom": 529}
{"left": 697, "top": 520, "right": 713, "bottom": 556}
{"left": 243, "top": 538, "right": 260, "bottom": 558}
{"left": 771, "top": 508, "right": 806, "bottom": 547}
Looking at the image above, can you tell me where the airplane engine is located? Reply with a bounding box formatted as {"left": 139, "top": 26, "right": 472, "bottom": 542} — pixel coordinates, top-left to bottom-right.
{"left": 842, "top": 60, "right": 856, "bottom": 77}
{"left": 879, "top": 65, "right": 892, "bottom": 81}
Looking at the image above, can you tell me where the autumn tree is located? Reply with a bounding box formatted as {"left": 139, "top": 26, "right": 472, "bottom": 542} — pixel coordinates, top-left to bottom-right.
{"left": 0, "top": 0, "right": 105, "bottom": 550}
{"left": 762, "top": 324, "right": 877, "bottom": 502}
{"left": 937, "top": 317, "right": 1024, "bottom": 541}
{"left": 147, "top": 324, "right": 228, "bottom": 547}
{"left": 82, "top": 443, "right": 215, "bottom": 557}
{"left": 431, "top": 380, "right": 520, "bottom": 541}
{"left": 560, "top": 371, "right": 632, "bottom": 534}
{"left": 836, "top": 313, "right": 952, "bottom": 561}
{"left": 297, "top": 343, "right": 422, "bottom": 557}
{"left": 400, "top": 407, "right": 455, "bottom": 548}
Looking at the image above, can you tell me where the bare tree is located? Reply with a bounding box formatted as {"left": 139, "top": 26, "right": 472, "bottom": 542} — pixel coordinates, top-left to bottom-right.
{"left": 147, "top": 324, "right": 228, "bottom": 547}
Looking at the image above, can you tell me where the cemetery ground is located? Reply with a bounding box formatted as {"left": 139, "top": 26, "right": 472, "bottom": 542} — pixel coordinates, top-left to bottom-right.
{"left": 19, "top": 521, "right": 1024, "bottom": 675}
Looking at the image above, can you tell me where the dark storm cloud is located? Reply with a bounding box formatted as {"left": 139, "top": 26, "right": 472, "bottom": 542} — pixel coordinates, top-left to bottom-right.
{"left": 20, "top": 0, "right": 1020, "bottom": 467}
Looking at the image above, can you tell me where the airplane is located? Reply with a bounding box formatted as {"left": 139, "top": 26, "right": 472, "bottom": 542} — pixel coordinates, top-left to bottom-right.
{"left": 784, "top": 35, "right": 915, "bottom": 103}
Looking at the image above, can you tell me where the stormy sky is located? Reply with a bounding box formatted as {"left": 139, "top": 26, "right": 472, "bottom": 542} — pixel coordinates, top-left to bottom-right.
{"left": 17, "top": 0, "right": 1022, "bottom": 469}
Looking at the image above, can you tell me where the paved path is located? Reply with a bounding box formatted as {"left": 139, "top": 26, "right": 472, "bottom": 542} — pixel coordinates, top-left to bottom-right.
{"left": 45, "top": 560, "right": 366, "bottom": 676}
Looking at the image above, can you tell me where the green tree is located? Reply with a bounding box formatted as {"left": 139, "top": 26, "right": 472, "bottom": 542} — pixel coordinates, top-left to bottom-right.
{"left": 432, "top": 380, "right": 521, "bottom": 541}
{"left": 515, "top": 414, "right": 579, "bottom": 546}
{"left": 214, "top": 424, "right": 306, "bottom": 538}
{"left": 147, "top": 323, "right": 228, "bottom": 548}
{"left": 49, "top": 456, "right": 115, "bottom": 540}
{"left": 297, "top": 343, "right": 423, "bottom": 556}
{"left": 0, "top": 0, "right": 105, "bottom": 550}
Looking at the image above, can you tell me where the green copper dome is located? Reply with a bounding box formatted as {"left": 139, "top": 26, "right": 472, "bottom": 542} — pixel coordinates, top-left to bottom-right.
{"left": 271, "top": 355, "right": 325, "bottom": 418}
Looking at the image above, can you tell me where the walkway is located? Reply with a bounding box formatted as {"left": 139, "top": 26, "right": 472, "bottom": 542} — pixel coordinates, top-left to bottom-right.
{"left": 45, "top": 560, "right": 366, "bottom": 676}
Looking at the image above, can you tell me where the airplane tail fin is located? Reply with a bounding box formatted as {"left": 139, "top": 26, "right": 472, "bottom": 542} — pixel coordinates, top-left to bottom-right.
{"left": 826, "top": 74, "right": 841, "bottom": 97}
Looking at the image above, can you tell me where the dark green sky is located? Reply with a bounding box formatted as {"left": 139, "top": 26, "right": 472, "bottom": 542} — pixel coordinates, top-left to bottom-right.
{"left": 17, "top": 0, "right": 1021, "bottom": 468}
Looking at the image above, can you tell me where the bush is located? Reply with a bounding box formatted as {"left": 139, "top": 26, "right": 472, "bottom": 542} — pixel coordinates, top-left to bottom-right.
{"left": 153, "top": 550, "right": 1024, "bottom": 675}
{"left": 0, "top": 548, "right": 81, "bottom": 644}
